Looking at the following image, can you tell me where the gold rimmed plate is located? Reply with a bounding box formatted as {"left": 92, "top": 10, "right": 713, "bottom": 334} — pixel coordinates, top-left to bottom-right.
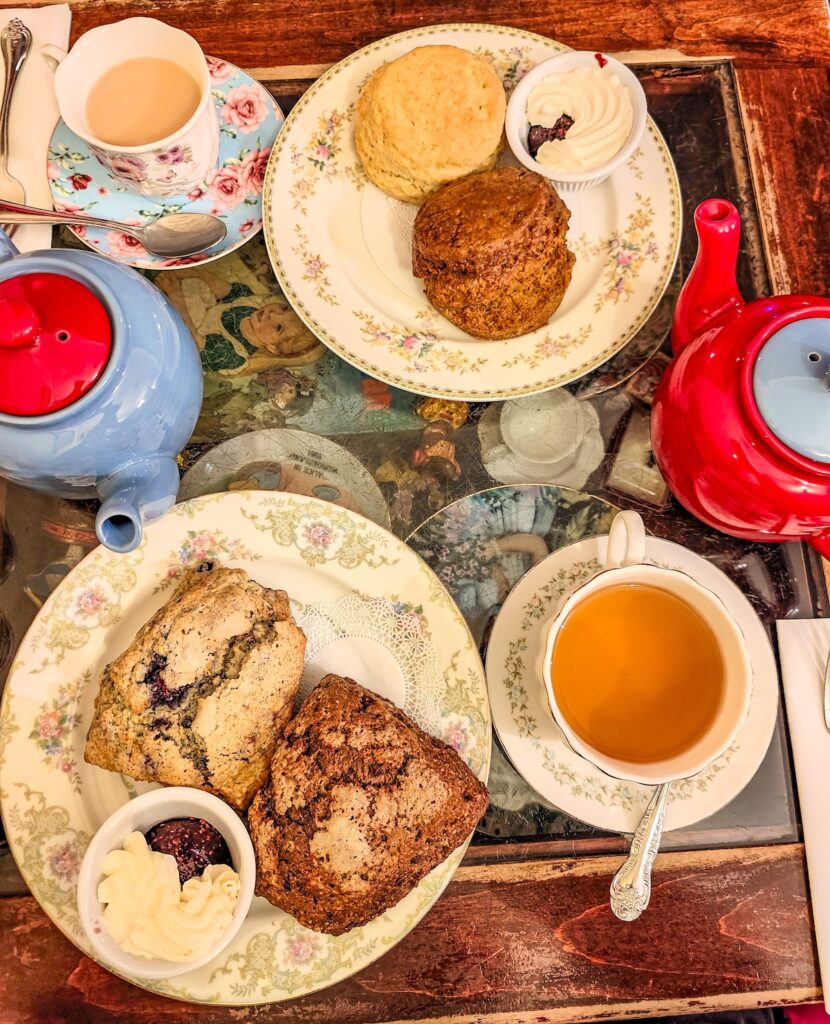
{"left": 0, "top": 492, "right": 490, "bottom": 1004}
{"left": 263, "top": 23, "right": 682, "bottom": 400}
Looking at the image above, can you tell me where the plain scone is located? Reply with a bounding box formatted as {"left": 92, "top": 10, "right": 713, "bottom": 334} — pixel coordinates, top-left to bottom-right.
{"left": 354, "top": 45, "right": 506, "bottom": 203}
{"left": 84, "top": 563, "right": 306, "bottom": 811}
{"left": 248, "top": 674, "right": 489, "bottom": 934}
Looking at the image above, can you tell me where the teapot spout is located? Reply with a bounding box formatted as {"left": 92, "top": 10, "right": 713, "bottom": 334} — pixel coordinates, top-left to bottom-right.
{"left": 672, "top": 198, "right": 744, "bottom": 353}
{"left": 95, "top": 456, "right": 180, "bottom": 553}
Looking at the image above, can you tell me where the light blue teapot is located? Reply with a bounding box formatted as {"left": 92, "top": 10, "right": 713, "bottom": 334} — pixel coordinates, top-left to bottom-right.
{"left": 0, "top": 229, "right": 203, "bottom": 553}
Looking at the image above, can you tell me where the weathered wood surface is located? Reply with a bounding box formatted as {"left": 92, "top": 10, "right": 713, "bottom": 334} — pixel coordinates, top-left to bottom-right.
{"left": 0, "top": 845, "right": 821, "bottom": 1023}
{"left": 736, "top": 65, "right": 830, "bottom": 296}
{"left": 48, "top": 0, "right": 830, "bottom": 70}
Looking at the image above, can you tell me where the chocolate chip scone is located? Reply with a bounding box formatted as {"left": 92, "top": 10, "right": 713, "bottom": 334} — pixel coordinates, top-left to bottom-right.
{"left": 85, "top": 563, "right": 306, "bottom": 811}
{"left": 248, "top": 674, "right": 489, "bottom": 934}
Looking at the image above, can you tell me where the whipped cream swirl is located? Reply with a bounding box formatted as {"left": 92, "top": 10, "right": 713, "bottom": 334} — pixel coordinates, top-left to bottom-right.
{"left": 527, "top": 66, "right": 634, "bottom": 173}
{"left": 98, "top": 830, "right": 240, "bottom": 962}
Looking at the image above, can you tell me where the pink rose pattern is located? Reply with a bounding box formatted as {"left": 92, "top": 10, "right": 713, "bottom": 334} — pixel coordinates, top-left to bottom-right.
{"left": 302, "top": 522, "right": 334, "bottom": 549}
{"left": 239, "top": 146, "right": 270, "bottom": 194}
{"left": 206, "top": 163, "right": 247, "bottom": 209}
{"left": 74, "top": 587, "right": 104, "bottom": 618}
{"left": 206, "top": 56, "right": 233, "bottom": 82}
{"left": 47, "top": 840, "right": 83, "bottom": 884}
{"left": 47, "top": 68, "right": 276, "bottom": 266}
{"left": 105, "top": 230, "right": 149, "bottom": 260}
{"left": 286, "top": 934, "right": 322, "bottom": 965}
{"left": 157, "top": 531, "right": 258, "bottom": 591}
{"left": 443, "top": 717, "right": 471, "bottom": 755}
{"left": 156, "top": 144, "right": 189, "bottom": 165}
{"left": 53, "top": 198, "right": 84, "bottom": 215}
{"left": 107, "top": 153, "right": 148, "bottom": 183}
{"left": 30, "top": 682, "right": 83, "bottom": 791}
{"left": 220, "top": 84, "right": 268, "bottom": 132}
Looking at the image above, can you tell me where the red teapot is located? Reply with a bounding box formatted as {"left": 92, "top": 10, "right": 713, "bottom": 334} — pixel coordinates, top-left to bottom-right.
{"left": 651, "top": 198, "right": 830, "bottom": 557}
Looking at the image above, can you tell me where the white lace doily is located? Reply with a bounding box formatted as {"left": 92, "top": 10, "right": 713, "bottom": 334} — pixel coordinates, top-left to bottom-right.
{"left": 296, "top": 593, "right": 443, "bottom": 732}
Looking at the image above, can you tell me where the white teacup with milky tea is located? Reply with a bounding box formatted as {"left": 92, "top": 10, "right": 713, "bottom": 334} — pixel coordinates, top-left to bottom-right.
{"left": 55, "top": 17, "right": 218, "bottom": 197}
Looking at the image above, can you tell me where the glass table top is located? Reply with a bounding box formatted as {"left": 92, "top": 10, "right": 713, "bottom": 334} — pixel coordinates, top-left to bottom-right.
{"left": 0, "top": 60, "right": 821, "bottom": 868}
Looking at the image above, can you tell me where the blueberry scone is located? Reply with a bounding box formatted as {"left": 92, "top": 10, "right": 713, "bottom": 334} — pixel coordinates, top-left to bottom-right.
{"left": 85, "top": 563, "right": 306, "bottom": 811}
{"left": 248, "top": 674, "right": 489, "bottom": 933}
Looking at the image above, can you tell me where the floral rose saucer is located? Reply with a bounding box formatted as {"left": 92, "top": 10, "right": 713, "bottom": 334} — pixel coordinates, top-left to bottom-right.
{"left": 485, "top": 532, "right": 779, "bottom": 833}
{"left": 47, "top": 57, "right": 283, "bottom": 270}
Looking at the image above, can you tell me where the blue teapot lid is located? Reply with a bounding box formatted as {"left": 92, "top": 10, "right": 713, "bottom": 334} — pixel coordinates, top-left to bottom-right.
{"left": 753, "top": 317, "right": 830, "bottom": 463}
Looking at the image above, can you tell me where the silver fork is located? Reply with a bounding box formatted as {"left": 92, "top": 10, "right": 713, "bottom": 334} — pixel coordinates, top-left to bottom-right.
{"left": 0, "top": 18, "right": 33, "bottom": 236}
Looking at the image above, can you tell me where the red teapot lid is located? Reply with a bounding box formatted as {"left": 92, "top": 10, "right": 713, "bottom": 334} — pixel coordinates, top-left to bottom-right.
{"left": 0, "top": 272, "right": 112, "bottom": 417}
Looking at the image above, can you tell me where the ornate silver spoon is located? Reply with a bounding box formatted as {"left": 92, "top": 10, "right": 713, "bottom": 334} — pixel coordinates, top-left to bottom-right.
{"left": 0, "top": 199, "right": 227, "bottom": 258}
{"left": 609, "top": 781, "right": 671, "bottom": 922}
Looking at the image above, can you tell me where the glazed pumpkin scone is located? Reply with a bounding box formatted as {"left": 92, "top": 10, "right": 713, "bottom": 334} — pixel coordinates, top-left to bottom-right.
{"left": 84, "top": 563, "right": 306, "bottom": 811}
{"left": 412, "top": 167, "right": 575, "bottom": 339}
{"left": 248, "top": 674, "right": 489, "bottom": 934}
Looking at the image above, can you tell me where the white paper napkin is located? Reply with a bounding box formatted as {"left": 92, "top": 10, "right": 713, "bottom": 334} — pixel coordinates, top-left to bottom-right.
{"left": 776, "top": 618, "right": 830, "bottom": 1010}
{"left": 0, "top": 5, "right": 71, "bottom": 252}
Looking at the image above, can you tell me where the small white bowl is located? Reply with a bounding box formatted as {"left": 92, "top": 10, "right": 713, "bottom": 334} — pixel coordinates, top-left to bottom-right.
{"left": 77, "top": 787, "right": 255, "bottom": 981}
{"left": 505, "top": 50, "right": 647, "bottom": 193}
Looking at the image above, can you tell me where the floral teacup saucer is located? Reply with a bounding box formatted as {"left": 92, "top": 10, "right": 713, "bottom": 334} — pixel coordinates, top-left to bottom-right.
{"left": 47, "top": 57, "right": 283, "bottom": 270}
{"left": 485, "top": 532, "right": 779, "bottom": 834}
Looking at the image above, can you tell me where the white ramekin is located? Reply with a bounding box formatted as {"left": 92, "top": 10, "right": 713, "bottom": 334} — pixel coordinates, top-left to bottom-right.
{"left": 77, "top": 787, "right": 255, "bottom": 981}
{"left": 505, "top": 51, "right": 648, "bottom": 193}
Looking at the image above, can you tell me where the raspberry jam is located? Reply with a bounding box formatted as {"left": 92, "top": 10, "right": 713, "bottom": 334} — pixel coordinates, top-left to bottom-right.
{"left": 145, "top": 817, "right": 233, "bottom": 884}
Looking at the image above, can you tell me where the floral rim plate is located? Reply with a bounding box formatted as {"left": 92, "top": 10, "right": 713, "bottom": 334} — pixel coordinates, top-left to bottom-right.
{"left": 0, "top": 492, "right": 490, "bottom": 1005}
{"left": 263, "top": 23, "right": 682, "bottom": 401}
{"left": 485, "top": 533, "right": 778, "bottom": 833}
{"left": 47, "top": 58, "right": 283, "bottom": 270}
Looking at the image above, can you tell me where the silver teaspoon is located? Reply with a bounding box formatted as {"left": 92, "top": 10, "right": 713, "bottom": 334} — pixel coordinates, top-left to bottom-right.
{"left": 0, "top": 199, "right": 227, "bottom": 258}
{"left": 609, "top": 781, "right": 671, "bottom": 922}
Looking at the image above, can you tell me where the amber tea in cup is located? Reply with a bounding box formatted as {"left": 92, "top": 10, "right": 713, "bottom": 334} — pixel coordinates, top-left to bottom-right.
{"left": 550, "top": 582, "right": 725, "bottom": 764}
{"left": 86, "top": 58, "right": 203, "bottom": 147}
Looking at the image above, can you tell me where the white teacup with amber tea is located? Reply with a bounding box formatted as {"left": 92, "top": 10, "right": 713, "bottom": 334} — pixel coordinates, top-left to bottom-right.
{"left": 54, "top": 17, "right": 218, "bottom": 196}
{"left": 538, "top": 510, "right": 752, "bottom": 786}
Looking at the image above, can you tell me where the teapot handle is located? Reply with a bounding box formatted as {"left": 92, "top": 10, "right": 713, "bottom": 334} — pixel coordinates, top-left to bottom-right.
{"left": 808, "top": 530, "right": 830, "bottom": 562}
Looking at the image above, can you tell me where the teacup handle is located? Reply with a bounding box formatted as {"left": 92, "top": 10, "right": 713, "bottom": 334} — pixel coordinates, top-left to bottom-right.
{"left": 605, "top": 510, "right": 646, "bottom": 569}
